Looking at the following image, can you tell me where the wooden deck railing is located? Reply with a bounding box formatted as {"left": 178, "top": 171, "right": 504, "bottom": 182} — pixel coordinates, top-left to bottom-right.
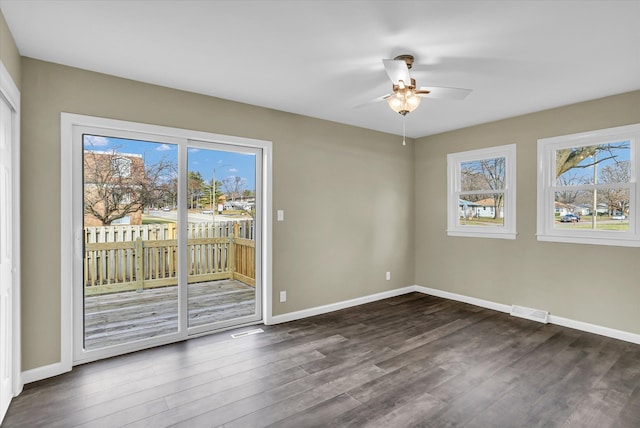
{"left": 85, "top": 219, "right": 254, "bottom": 242}
{"left": 84, "top": 223, "right": 255, "bottom": 296}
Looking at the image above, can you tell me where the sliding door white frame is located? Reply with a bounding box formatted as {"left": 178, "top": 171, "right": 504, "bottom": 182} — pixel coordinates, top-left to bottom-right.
{"left": 60, "top": 113, "right": 272, "bottom": 369}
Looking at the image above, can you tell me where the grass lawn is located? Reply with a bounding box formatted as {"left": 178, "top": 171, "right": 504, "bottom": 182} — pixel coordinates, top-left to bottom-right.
{"left": 459, "top": 215, "right": 628, "bottom": 231}
{"left": 142, "top": 216, "right": 175, "bottom": 225}
{"left": 459, "top": 217, "right": 504, "bottom": 226}
{"left": 555, "top": 215, "right": 629, "bottom": 231}
{"left": 555, "top": 221, "right": 629, "bottom": 231}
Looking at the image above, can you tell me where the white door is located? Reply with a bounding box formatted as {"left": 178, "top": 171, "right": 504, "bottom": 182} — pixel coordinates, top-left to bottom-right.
{"left": 0, "top": 93, "right": 14, "bottom": 421}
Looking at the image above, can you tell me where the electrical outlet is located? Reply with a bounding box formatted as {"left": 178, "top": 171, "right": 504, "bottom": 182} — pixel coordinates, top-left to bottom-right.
{"left": 280, "top": 291, "right": 287, "bottom": 302}
{"left": 386, "top": 271, "right": 391, "bottom": 281}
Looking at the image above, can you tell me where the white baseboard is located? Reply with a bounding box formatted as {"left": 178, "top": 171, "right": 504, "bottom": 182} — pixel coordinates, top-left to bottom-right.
{"left": 413, "top": 285, "right": 512, "bottom": 314}
{"left": 269, "top": 284, "right": 640, "bottom": 345}
{"left": 22, "top": 361, "right": 71, "bottom": 385}
{"left": 267, "top": 286, "right": 415, "bottom": 325}
{"left": 548, "top": 314, "right": 640, "bottom": 345}
{"left": 413, "top": 284, "right": 640, "bottom": 345}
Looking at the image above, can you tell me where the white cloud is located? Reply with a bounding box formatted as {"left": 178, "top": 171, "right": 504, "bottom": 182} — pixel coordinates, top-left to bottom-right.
{"left": 84, "top": 135, "right": 109, "bottom": 146}
{"left": 229, "top": 168, "right": 238, "bottom": 173}
{"left": 157, "top": 144, "right": 172, "bottom": 151}
{"left": 188, "top": 148, "right": 200, "bottom": 153}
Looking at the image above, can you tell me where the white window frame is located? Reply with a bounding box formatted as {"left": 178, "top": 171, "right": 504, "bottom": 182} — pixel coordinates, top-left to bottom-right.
{"left": 447, "top": 144, "right": 517, "bottom": 240}
{"left": 537, "top": 123, "right": 640, "bottom": 247}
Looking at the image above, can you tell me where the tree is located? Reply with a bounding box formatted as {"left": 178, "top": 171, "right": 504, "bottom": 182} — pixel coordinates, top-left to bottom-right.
{"left": 158, "top": 177, "right": 178, "bottom": 209}
{"left": 221, "top": 176, "right": 247, "bottom": 201}
{"left": 199, "top": 179, "right": 224, "bottom": 209}
{"left": 555, "top": 171, "right": 584, "bottom": 205}
{"left": 84, "top": 149, "right": 176, "bottom": 225}
{"left": 600, "top": 160, "right": 630, "bottom": 215}
{"left": 556, "top": 143, "right": 629, "bottom": 178}
{"left": 187, "top": 171, "right": 204, "bottom": 209}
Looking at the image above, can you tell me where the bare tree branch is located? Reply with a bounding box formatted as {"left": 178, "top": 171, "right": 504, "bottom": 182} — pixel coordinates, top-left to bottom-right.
{"left": 84, "top": 149, "right": 176, "bottom": 225}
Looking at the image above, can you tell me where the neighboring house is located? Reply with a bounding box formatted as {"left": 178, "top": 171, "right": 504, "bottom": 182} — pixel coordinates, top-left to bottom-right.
{"left": 554, "top": 201, "right": 572, "bottom": 216}
{"left": 475, "top": 198, "right": 504, "bottom": 218}
{"left": 458, "top": 199, "right": 480, "bottom": 218}
{"left": 575, "top": 205, "right": 591, "bottom": 216}
{"left": 597, "top": 203, "right": 609, "bottom": 215}
{"left": 83, "top": 151, "right": 146, "bottom": 227}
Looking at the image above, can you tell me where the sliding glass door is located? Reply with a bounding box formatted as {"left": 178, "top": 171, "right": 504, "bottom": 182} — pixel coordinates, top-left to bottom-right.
{"left": 72, "top": 122, "right": 264, "bottom": 363}
{"left": 81, "top": 133, "right": 180, "bottom": 350}
{"left": 186, "top": 141, "right": 261, "bottom": 333}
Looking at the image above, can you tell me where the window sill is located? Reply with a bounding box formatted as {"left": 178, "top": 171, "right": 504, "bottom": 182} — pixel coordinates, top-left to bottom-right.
{"left": 536, "top": 234, "right": 640, "bottom": 248}
{"left": 447, "top": 230, "right": 517, "bottom": 240}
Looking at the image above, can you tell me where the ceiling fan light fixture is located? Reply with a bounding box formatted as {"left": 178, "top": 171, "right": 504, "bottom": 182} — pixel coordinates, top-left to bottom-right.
{"left": 387, "top": 89, "right": 421, "bottom": 116}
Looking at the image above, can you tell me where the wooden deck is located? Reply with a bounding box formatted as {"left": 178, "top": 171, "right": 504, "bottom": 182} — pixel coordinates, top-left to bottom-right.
{"left": 84, "top": 279, "right": 256, "bottom": 349}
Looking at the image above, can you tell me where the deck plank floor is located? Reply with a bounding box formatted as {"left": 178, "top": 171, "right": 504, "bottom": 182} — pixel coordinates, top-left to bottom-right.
{"left": 84, "top": 279, "right": 256, "bottom": 349}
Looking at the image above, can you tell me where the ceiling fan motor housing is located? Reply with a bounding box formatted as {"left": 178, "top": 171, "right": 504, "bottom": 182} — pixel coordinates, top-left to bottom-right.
{"left": 394, "top": 54, "right": 415, "bottom": 69}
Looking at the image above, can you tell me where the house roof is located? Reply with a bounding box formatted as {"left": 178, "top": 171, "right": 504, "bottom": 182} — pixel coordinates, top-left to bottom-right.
{"left": 475, "top": 198, "right": 499, "bottom": 207}
{"left": 1, "top": 1, "right": 638, "bottom": 138}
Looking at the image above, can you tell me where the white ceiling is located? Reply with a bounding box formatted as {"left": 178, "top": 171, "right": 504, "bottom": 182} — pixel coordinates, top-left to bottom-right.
{"left": 1, "top": 0, "right": 639, "bottom": 138}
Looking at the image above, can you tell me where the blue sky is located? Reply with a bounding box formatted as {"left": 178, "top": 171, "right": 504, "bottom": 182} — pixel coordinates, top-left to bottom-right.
{"left": 84, "top": 134, "right": 256, "bottom": 189}
{"left": 556, "top": 140, "right": 630, "bottom": 185}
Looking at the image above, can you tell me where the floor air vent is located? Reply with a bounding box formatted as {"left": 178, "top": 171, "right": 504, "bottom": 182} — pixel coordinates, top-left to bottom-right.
{"left": 231, "top": 328, "right": 264, "bottom": 339}
{"left": 510, "top": 305, "right": 549, "bottom": 324}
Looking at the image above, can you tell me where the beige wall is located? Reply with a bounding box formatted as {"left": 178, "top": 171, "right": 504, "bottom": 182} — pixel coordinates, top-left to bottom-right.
{"left": 415, "top": 90, "right": 640, "bottom": 335}
{"left": 0, "top": 8, "right": 20, "bottom": 88}
{"left": 20, "top": 58, "right": 415, "bottom": 370}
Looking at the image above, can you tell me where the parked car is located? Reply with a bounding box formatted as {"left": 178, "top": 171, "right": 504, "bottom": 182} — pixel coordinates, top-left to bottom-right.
{"left": 611, "top": 214, "right": 627, "bottom": 220}
{"left": 560, "top": 213, "right": 580, "bottom": 222}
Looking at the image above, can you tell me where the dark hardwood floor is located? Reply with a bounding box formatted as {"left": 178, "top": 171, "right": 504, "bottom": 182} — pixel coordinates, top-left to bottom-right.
{"left": 4, "top": 293, "right": 640, "bottom": 427}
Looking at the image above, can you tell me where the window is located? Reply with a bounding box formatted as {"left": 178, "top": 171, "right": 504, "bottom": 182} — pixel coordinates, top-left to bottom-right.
{"left": 447, "top": 144, "right": 516, "bottom": 239}
{"left": 537, "top": 123, "right": 640, "bottom": 247}
{"left": 111, "top": 215, "right": 131, "bottom": 225}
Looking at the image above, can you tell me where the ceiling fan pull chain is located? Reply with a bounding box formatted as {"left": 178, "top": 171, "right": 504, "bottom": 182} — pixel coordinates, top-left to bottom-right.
{"left": 402, "top": 115, "right": 406, "bottom": 146}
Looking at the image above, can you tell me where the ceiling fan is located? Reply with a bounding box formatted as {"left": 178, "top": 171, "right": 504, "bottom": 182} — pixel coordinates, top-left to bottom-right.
{"left": 376, "top": 54, "right": 472, "bottom": 116}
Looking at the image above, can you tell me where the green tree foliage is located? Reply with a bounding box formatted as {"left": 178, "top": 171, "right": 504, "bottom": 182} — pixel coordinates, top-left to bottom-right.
{"left": 187, "top": 171, "right": 204, "bottom": 209}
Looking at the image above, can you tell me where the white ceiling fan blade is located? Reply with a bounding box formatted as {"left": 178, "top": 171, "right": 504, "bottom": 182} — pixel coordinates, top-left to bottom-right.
{"left": 353, "top": 94, "right": 392, "bottom": 109}
{"left": 383, "top": 59, "right": 411, "bottom": 85}
{"left": 417, "top": 86, "right": 472, "bottom": 100}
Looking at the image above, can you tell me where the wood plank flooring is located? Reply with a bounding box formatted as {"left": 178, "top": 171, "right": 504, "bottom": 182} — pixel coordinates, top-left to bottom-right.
{"left": 4, "top": 292, "right": 640, "bottom": 427}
